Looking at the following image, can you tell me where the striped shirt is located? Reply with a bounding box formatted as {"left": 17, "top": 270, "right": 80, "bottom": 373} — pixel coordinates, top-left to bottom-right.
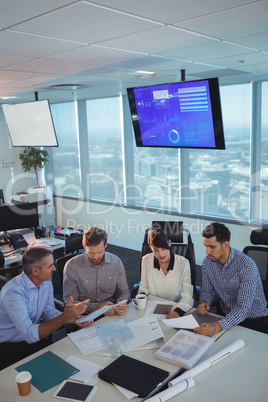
{"left": 200, "top": 247, "right": 268, "bottom": 330}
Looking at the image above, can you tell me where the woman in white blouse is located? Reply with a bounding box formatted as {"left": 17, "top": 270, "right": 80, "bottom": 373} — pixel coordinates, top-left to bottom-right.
{"left": 139, "top": 229, "right": 194, "bottom": 318}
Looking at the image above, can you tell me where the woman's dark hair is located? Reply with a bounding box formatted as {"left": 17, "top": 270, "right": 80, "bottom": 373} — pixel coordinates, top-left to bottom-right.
{"left": 202, "top": 222, "right": 231, "bottom": 243}
{"left": 149, "top": 229, "right": 170, "bottom": 250}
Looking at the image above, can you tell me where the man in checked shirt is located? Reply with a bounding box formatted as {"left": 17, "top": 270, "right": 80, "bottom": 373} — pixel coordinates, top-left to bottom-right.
{"left": 194, "top": 222, "right": 268, "bottom": 336}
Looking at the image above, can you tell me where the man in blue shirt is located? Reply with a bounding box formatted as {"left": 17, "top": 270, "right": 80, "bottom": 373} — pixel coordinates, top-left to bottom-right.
{"left": 194, "top": 222, "right": 268, "bottom": 337}
{"left": 0, "top": 247, "right": 90, "bottom": 370}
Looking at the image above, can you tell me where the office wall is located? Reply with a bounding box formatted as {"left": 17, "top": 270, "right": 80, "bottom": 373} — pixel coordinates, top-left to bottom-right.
{"left": 54, "top": 196, "right": 256, "bottom": 265}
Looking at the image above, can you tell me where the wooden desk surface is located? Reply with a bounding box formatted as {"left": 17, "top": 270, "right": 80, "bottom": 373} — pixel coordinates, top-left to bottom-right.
{"left": 0, "top": 299, "right": 267, "bottom": 401}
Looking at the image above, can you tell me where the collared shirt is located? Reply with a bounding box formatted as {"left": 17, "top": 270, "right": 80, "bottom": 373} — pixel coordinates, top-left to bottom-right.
{"left": 63, "top": 252, "right": 130, "bottom": 313}
{"left": 139, "top": 253, "right": 194, "bottom": 313}
{"left": 201, "top": 247, "right": 268, "bottom": 330}
{"left": 0, "top": 272, "right": 61, "bottom": 343}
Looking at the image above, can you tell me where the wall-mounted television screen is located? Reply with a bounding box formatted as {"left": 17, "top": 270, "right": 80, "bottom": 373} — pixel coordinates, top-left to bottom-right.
{"left": 127, "top": 77, "right": 225, "bottom": 149}
{"left": 1, "top": 100, "right": 58, "bottom": 147}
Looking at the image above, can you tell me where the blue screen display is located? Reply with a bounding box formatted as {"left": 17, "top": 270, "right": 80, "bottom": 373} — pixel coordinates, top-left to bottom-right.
{"left": 127, "top": 78, "right": 225, "bottom": 149}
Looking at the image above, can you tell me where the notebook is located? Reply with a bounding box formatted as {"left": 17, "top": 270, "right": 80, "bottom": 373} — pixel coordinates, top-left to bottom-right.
{"left": 98, "top": 354, "right": 169, "bottom": 397}
{"left": 16, "top": 351, "right": 79, "bottom": 393}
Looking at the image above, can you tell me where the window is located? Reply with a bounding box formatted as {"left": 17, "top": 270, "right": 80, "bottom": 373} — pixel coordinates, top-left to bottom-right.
{"left": 48, "top": 81, "right": 268, "bottom": 224}
{"left": 131, "top": 144, "right": 179, "bottom": 212}
{"left": 50, "top": 102, "right": 81, "bottom": 197}
{"left": 261, "top": 82, "right": 268, "bottom": 221}
{"left": 86, "top": 97, "right": 124, "bottom": 203}
{"left": 182, "top": 84, "right": 251, "bottom": 219}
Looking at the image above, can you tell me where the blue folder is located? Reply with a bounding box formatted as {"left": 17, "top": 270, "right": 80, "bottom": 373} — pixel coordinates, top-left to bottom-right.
{"left": 16, "top": 350, "right": 79, "bottom": 393}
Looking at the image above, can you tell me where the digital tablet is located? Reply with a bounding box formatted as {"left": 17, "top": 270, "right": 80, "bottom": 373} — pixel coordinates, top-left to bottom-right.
{"left": 153, "top": 304, "right": 173, "bottom": 314}
{"left": 52, "top": 380, "right": 98, "bottom": 401}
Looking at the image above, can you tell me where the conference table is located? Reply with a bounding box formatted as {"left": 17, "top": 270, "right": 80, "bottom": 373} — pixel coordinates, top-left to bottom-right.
{"left": 0, "top": 296, "right": 267, "bottom": 401}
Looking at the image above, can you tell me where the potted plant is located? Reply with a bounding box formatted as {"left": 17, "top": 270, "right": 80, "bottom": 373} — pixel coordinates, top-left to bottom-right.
{"left": 19, "top": 147, "right": 49, "bottom": 188}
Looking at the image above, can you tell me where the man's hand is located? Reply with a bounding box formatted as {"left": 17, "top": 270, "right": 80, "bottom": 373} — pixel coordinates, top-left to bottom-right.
{"left": 194, "top": 322, "right": 222, "bottom": 337}
{"left": 197, "top": 300, "right": 210, "bottom": 316}
{"left": 166, "top": 310, "right": 180, "bottom": 319}
{"left": 115, "top": 298, "right": 127, "bottom": 316}
{"left": 38, "top": 297, "right": 91, "bottom": 339}
{"left": 97, "top": 301, "right": 116, "bottom": 316}
{"left": 62, "top": 297, "right": 90, "bottom": 324}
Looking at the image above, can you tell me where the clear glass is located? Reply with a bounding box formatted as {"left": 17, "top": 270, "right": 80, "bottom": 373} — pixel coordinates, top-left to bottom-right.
{"left": 86, "top": 97, "right": 123, "bottom": 202}
{"left": 261, "top": 82, "right": 268, "bottom": 221}
{"left": 132, "top": 144, "right": 180, "bottom": 212}
{"left": 50, "top": 102, "right": 82, "bottom": 196}
{"left": 182, "top": 83, "right": 251, "bottom": 219}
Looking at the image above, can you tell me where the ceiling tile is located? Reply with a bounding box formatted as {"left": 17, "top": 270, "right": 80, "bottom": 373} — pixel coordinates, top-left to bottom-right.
{"left": 11, "top": 2, "right": 162, "bottom": 43}
{"left": 90, "top": 0, "right": 262, "bottom": 24}
{"left": 97, "top": 26, "right": 217, "bottom": 54}
{"left": 174, "top": 1, "right": 268, "bottom": 40}
{"left": 0, "top": 30, "right": 85, "bottom": 58}
{"left": 0, "top": 0, "right": 75, "bottom": 28}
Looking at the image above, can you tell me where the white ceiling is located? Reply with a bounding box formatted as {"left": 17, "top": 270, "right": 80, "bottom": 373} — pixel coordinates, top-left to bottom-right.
{"left": 1, "top": 0, "right": 268, "bottom": 104}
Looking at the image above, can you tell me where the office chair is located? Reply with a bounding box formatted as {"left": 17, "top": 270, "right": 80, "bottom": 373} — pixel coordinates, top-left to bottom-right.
{"left": 0, "top": 251, "right": 4, "bottom": 267}
{"left": 53, "top": 253, "right": 83, "bottom": 311}
{"left": 131, "top": 221, "right": 199, "bottom": 300}
{"left": 0, "top": 275, "right": 8, "bottom": 290}
{"left": 65, "top": 234, "right": 83, "bottom": 255}
{"left": 53, "top": 237, "right": 83, "bottom": 310}
{"left": 0, "top": 189, "right": 5, "bottom": 206}
{"left": 243, "top": 228, "right": 268, "bottom": 301}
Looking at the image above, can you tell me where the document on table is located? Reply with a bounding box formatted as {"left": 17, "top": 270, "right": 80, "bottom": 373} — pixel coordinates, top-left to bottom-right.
{"left": 121, "top": 315, "right": 165, "bottom": 352}
{"left": 67, "top": 326, "right": 104, "bottom": 355}
{"left": 76, "top": 300, "right": 128, "bottom": 323}
{"left": 66, "top": 356, "right": 103, "bottom": 384}
{"left": 96, "top": 319, "right": 135, "bottom": 347}
{"left": 161, "top": 314, "right": 200, "bottom": 329}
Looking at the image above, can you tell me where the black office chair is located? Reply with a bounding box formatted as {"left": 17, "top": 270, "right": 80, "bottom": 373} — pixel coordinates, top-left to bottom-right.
{"left": 0, "top": 188, "right": 5, "bottom": 205}
{"left": 131, "top": 221, "right": 199, "bottom": 299}
{"left": 0, "top": 275, "right": 8, "bottom": 290}
{"left": 0, "top": 251, "right": 4, "bottom": 267}
{"left": 65, "top": 234, "right": 83, "bottom": 255}
{"left": 53, "top": 253, "right": 83, "bottom": 311}
{"left": 243, "top": 228, "right": 268, "bottom": 301}
{"left": 53, "top": 236, "right": 83, "bottom": 310}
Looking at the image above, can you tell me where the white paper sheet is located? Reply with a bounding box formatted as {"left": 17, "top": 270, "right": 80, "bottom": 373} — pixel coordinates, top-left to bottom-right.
{"left": 67, "top": 326, "right": 104, "bottom": 355}
{"left": 161, "top": 314, "right": 200, "bottom": 329}
{"left": 121, "top": 315, "right": 164, "bottom": 352}
{"left": 66, "top": 356, "right": 103, "bottom": 384}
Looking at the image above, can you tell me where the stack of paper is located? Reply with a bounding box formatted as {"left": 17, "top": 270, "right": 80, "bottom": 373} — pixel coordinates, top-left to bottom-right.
{"left": 121, "top": 315, "right": 165, "bottom": 352}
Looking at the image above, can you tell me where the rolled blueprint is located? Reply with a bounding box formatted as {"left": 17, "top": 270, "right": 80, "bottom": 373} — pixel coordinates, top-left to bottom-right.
{"left": 168, "top": 338, "right": 245, "bottom": 387}
{"left": 145, "top": 377, "right": 195, "bottom": 402}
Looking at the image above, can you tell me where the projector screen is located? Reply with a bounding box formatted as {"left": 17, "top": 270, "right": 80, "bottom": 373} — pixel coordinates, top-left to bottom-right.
{"left": 1, "top": 100, "right": 58, "bottom": 147}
